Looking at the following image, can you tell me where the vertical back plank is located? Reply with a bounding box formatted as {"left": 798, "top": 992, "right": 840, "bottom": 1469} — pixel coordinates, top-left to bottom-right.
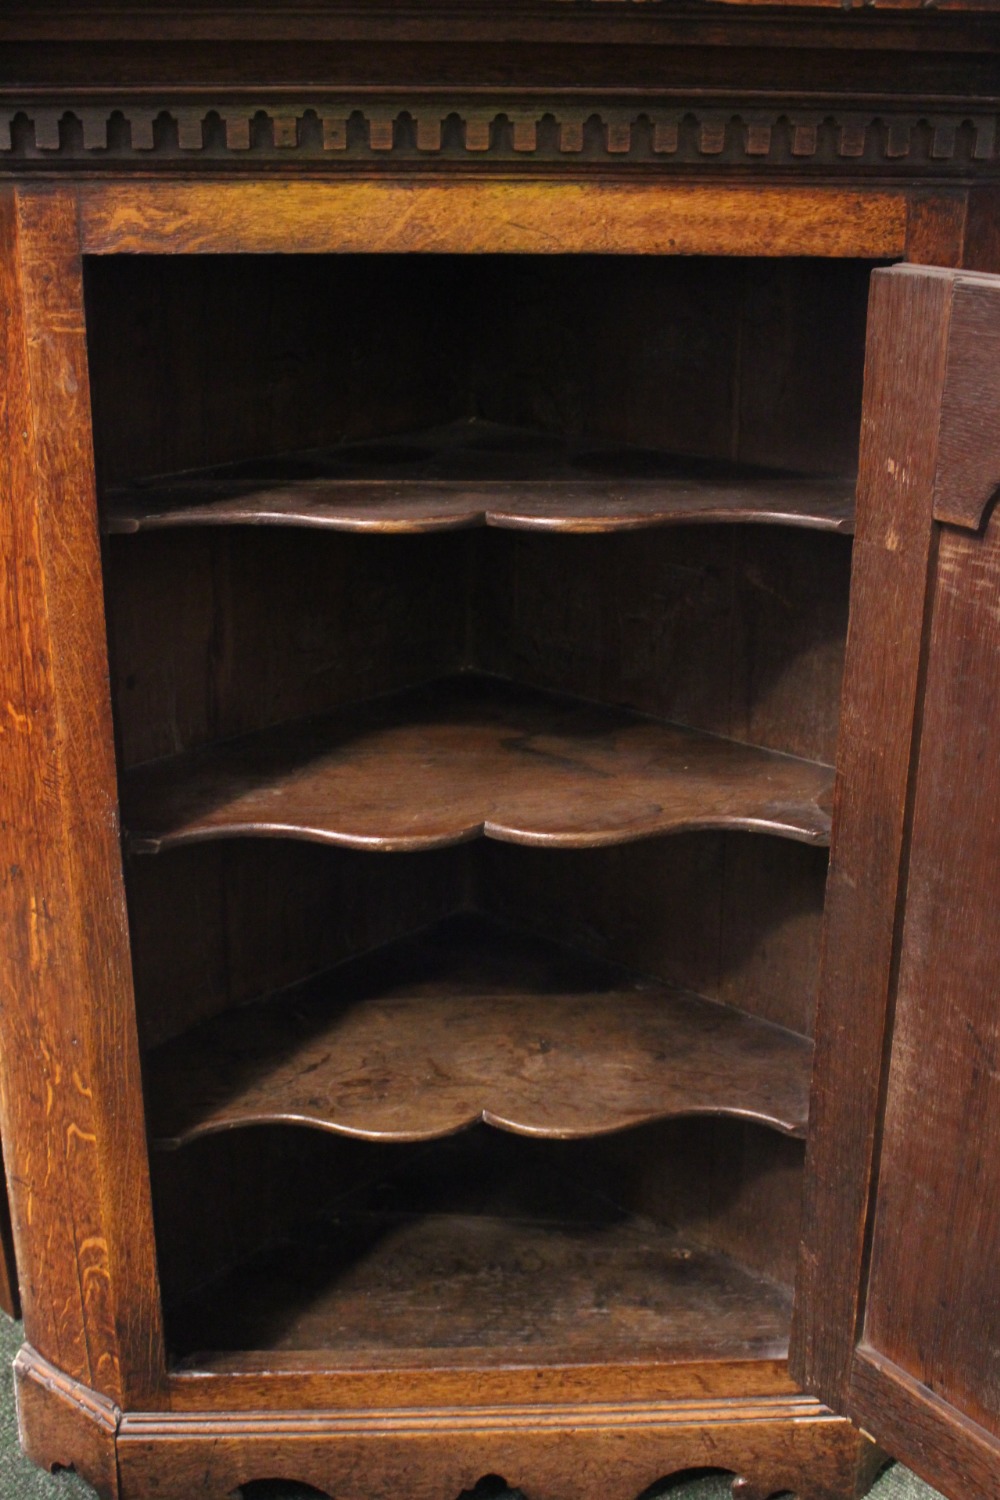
{"left": 0, "top": 187, "right": 164, "bottom": 1405}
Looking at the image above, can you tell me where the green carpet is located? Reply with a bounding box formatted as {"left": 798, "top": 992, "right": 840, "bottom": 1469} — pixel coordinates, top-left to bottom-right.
{"left": 0, "top": 1313, "right": 945, "bottom": 1499}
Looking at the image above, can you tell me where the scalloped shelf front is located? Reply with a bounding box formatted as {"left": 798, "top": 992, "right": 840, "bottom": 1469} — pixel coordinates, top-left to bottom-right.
{"left": 103, "top": 419, "right": 855, "bottom": 536}
{"left": 122, "top": 675, "right": 835, "bottom": 853}
{"left": 145, "top": 915, "right": 812, "bottom": 1148}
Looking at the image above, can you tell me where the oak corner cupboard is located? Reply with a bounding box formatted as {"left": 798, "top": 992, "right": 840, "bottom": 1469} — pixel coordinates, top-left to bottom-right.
{"left": 2, "top": 5, "right": 1000, "bottom": 1500}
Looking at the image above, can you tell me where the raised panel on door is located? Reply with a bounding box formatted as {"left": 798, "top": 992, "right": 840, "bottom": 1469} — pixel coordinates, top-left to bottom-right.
{"left": 791, "top": 262, "right": 1000, "bottom": 1500}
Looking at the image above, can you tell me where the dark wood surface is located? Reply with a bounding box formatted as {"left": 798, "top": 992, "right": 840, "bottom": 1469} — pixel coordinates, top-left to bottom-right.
{"left": 104, "top": 419, "right": 855, "bottom": 537}
{"left": 164, "top": 1139, "right": 792, "bottom": 1366}
{"left": 791, "top": 265, "right": 956, "bottom": 1412}
{"left": 857, "top": 513, "right": 1000, "bottom": 1478}
{"left": 105, "top": 523, "right": 851, "bottom": 775}
{"left": 147, "top": 1116, "right": 806, "bottom": 1405}
{"left": 793, "top": 264, "right": 1000, "bottom": 1500}
{"left": 931, "top": 275, "right": 1000, "bottom": 529}
{"left": 86, "top": 257, "right": 872, "bottom": 494}
{"left": 122, "top": 674, "right": 835, "bottom": 854}
{"left": 479, "top": 835, "right": 829, "bottom": 1039}
{"left": 478, "top": 525, "right": 852, "bottom": 766}
{"left": 145, "top": 914, "right": 812, "bottom": 1148}
{"left": 124, "top": 829, "right": 826, "bottom": 1075}
{"left": 169, "top": 1211, "right": 792, "bottom": 1368}
{"left": 0, "top": 1150, "right": 19, "bottom": 1319}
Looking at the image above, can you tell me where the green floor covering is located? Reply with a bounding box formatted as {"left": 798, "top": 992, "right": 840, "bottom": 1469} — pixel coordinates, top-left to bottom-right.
{"left": 0, "top": 1313, "right": 944, "bottom": 1499}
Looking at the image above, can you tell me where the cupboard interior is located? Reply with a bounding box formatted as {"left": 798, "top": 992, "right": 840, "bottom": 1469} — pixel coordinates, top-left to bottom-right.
{"left": 86, "top": 250, "right": 869, "bottom": 1378}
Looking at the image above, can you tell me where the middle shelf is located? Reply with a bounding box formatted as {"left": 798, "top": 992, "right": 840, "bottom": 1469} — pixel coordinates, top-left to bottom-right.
{"left": 144, "top": 912, "right": 812, "bottom": 1149}
{"left": 103, "top": 418, "right": 856, "bottom": 537}
{"left": 122, "top": 673, "right": 835, "bottom": 854}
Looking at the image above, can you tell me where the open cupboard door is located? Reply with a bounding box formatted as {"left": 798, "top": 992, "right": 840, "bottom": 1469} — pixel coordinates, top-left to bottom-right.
{"left": 791, "top": 263, "right": 1000, "bottom": 1500}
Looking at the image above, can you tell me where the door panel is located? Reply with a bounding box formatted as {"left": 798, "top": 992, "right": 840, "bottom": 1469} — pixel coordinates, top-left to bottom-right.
{"left": 864, "top": 510, "right": 1000, "bottom": 1435}
{"left": 791, "top": 263, "right": 1000, "bottom": 1500}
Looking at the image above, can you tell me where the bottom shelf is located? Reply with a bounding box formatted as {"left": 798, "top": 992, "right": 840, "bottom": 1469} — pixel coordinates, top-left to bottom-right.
{"left": 164, "top": 1136, "right": 792, "bottom": 1372}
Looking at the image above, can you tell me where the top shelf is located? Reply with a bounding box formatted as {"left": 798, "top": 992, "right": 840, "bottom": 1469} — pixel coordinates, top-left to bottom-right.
{"left": 104, "top": 420, "right": 855, "bottom": 537}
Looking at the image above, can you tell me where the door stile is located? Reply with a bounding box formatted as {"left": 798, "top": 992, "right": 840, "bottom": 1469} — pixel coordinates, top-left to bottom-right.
{"left": 790, "top": 265, "right": 955, "bottom": 1403}
{"left": 0, "top": 186, "right": 165, "bottom": 1410}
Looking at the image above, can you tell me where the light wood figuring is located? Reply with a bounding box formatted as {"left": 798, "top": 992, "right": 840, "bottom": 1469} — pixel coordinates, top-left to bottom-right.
{"left": 122, "top": 674, "right": 835, "bottom": 854}
{"left": 145, "top": 915, "right": 811, "bottom": 1148}
{"left": 79, "top": 180, "right": 908, "bottom": 260}
{"left": 104, "top": 420, "right": 855, "bottom": 536}
{"left": 0, "top": 186, "right": 164, "bottom": 1413}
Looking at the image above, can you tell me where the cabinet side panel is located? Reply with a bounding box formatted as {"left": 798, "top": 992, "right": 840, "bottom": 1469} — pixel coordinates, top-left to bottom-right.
{"left": 0, "top": 187, "right": 163, "bottom": 1404}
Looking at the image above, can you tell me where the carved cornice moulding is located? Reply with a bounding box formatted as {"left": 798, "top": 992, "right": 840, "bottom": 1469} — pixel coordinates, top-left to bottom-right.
{"left": 2, "top": 101, "right": 999, "bottom": 173}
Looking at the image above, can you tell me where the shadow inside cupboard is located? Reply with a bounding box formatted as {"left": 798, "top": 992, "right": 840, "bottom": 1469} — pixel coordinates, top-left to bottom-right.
{"left": 84, "top": 251, "right": 872, "bottom": 1384}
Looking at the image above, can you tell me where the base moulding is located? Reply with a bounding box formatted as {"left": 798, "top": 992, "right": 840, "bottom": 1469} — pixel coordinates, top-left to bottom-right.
{"left": 14, "top": 1343, "right": 885, "bottom": 1500}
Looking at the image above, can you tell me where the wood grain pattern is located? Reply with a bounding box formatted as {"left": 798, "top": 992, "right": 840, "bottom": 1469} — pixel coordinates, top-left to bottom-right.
{"left": 122, "top": 675, "right": 834, "bottom": 853}
{"left": 478, "top": 834, "right": 828, "bottom": 1037}
{"left": 158, "top": 1124, "right": 797, "bottom": 1369}
{"left": 145, "top": 915, "right": 811, "bottom": 1148}
{"left": 128, "top": 842, "right": 469, "bottom": 1051}
{"left": 932, "top": 274, "right": 1000, "bottom": 528}
{"left": 85, "top": 254, "right": 470, "bottom": 489}
{"left": 0, "top": 187, "right": 164, "bottom": 1407}
{"left": 79, "top": 180, "right": 908, "bottom": 259}
{"left": 477, "top": 526, "right": 852, "bottom": 766}
{"left": 153, "top": 1126, "right": 800, "bottom": 1392}
{"left": 107, "top": 527, "right": 469, "bottom": 771}
{"left": 104, "top": 420, "right": 854, "bottom": 537}
{"left": 791, "top": 265, "right": 956, "bottom": 1407}
{"left": 848, "top": 1348, "right": 1000, "bottom": 1500}
{"left": 0, "top": 1148, "right": 19, "bottom": 1318}
{"left": 114, "top": 1395, "right": 879, "bottom": 1500}
{"left": 164, "top": 1354, "right": 798, "bottom": 1412}
{"left": 106, "top": 524, "right": 851, "bottom": 773}
{"left": 959, "top": 187, "right": 1000, "bottom": 275}
{"left": 13, "top": 1347, "right": 120, "bottom": 1500}
{"left": 2, "top": 1, "right": 996, "bottom": 1492}
{"left": 862, "top": 507, "right": 1000, "bottom": 1442}
{"left": 166, "top": 1192, "right": 792, "bottom": 1369}
{"left": 148, "top": 1118, "right": 806, "bottom": 1403}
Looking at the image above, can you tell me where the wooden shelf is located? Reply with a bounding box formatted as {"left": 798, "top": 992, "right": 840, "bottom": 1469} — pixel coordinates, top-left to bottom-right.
{"left": 104, "top": 420, "right": 855, "bottom": 536}
{"left": 122, "top": 674, "right": 835, "bottom": 853}
{"left": 165, "top": 1158, "right": 792, "bottom": 1367}
{"left": 145, "top": 915, "right": 812, "bottom": 1148}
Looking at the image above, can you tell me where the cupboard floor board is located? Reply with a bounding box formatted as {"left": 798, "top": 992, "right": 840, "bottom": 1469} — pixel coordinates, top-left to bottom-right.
{"left": 166, "top": 1202, "right": 792, "bottom": 1369}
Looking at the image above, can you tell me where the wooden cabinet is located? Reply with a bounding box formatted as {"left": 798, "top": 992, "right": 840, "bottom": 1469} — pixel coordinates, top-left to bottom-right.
{"left": 2, "top": 7, "right": 1000, "bottom": 1500}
